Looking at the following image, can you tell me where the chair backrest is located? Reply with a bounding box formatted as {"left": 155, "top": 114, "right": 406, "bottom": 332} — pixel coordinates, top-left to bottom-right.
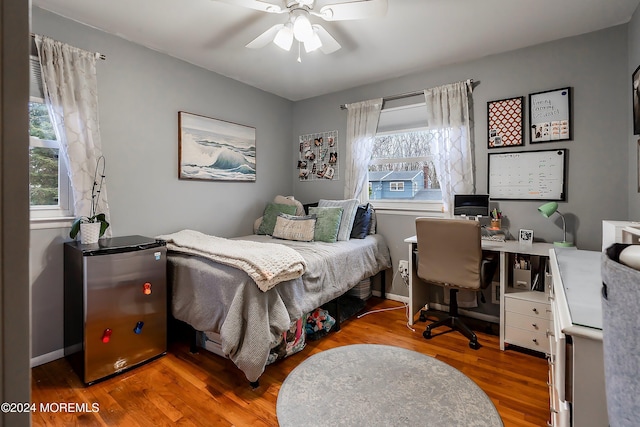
{"left": 415, "top": 217, "right": 483, "bottom": 291}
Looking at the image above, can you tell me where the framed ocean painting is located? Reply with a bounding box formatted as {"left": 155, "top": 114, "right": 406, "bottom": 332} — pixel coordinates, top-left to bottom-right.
{"left": 178, "top": 111, "right": 256, "bottom": 181}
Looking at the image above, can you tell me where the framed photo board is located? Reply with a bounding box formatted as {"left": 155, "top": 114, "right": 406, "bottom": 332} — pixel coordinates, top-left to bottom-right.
{"left": 529, "top": 87, "right": 571, "bottom": 143}
{"left": 487, "top": 96, "right": 524, "bottom": 148}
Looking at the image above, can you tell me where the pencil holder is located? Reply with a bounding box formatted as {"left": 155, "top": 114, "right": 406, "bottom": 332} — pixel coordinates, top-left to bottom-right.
{"left": 490, "top": 219, "right": 501, "bottom": 229}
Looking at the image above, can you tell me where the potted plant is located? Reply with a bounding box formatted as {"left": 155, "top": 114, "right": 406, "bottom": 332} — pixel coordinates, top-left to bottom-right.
{"left": 69, "top": 156, "right": 109, "bottom": 244}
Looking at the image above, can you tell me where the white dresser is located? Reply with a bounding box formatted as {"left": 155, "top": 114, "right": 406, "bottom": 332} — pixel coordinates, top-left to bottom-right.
{"left": 548, "top": 248, "right": 608, "bottom": 427}
{"left": 504, "top": 290, "right": 551, "bottom": 354}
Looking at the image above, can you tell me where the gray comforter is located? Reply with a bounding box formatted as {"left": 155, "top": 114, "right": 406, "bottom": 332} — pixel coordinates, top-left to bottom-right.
{"left": 168, "top": 234, "right": 391, "bottom": 382}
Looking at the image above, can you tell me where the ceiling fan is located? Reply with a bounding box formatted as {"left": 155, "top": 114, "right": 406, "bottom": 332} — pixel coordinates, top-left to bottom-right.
{"left": 216, "top": 0, "right": 388, "bottom": 56}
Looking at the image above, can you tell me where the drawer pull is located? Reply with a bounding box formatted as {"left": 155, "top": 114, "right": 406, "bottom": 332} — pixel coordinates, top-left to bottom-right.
{"left": 532, "top": 307, "right": 539, "bottom": 314}
{"left": 532, "top": 338, "right": 538, "bottom": 344}
{"left": 532, "top": 323, "right": 538, "bottom": 329}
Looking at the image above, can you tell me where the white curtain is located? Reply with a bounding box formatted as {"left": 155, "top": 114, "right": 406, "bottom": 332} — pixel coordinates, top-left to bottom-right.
{"left": 344, "top": 98, "right": 383, "bottom": 201}
{"left": 34, "top": 35, "right": 112, "bottom": 237}
{"left": 423, "top": 80, "right": 474, "bottom": 216}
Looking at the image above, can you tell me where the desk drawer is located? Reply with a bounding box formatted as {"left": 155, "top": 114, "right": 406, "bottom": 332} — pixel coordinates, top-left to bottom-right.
{"left": 505, "top": 297, "right": 551, "bottom": 320}
{"left": 505, "top": 325, "right": 550, "bottom": 353}
{"left": 505, "top": 311, "right": 550, "bottom": 334}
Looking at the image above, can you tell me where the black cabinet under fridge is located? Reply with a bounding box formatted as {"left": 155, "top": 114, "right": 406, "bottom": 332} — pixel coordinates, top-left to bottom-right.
{"left": 64, "top": 235, "right": 167, "bottom": 385}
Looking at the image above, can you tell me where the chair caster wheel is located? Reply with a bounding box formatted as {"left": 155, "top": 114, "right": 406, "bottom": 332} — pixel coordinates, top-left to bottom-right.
{"left": 469, "top": 340, "right": 479, "bottom": 350}
{"left": 423, "top": 329, "right": 432, "bottom": 339}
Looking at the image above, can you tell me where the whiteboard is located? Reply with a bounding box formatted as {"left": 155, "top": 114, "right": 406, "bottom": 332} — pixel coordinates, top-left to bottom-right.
{"left": 488, "top": 149, "right": 566, "bottom": 200}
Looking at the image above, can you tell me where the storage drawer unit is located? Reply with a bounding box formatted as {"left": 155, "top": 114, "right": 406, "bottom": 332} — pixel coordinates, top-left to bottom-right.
{"left": 64, "top": 235, "right": 167, "bottom": 384}
{"left": 504, "top": 291, "right": 551, "bottom": 354}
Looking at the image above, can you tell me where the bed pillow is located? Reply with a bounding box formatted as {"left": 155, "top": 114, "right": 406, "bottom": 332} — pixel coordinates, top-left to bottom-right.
{"left": 350, "top": 203, "right": 373, "bottom": 239}
{"left": 309, "top": 207, "right": 343, "bottom": 243}
{"left": 273, "top": 195, "right": 305, "bottom": 216}
{"left": 257, "top": 202, "right": 298, "bottom": 235}
{"left": 272, "top": 213, "right": 317, "bottom": 242}
{"left": 318, "top": 199, "right": 359, "bottom": 241}
{"left": 369, "top": 207, "right": 377, "bottom": 234}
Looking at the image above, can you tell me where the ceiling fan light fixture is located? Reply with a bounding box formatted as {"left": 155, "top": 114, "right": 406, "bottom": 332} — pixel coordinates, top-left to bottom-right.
{"left": 292, "top": 14, "right": 313, "bottom": 42}
{"left": 303, "top": 30, "right": 322, "bottom": 53}
{"left": 273, "top": 24, "right": 294, "bottom": 51}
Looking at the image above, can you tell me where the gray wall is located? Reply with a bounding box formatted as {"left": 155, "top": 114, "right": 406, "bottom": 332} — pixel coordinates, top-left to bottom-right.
{"left": 2, "top": 0, "right": 32, "bottom": 423}
{"left": 629, "top": 6, "right": 640, "bottom": 218}
{"left": 30, "top": 7, "right": 294, "bottom": 359}
{"left": 292, "top": 26, "right": 629, "bottom": 298}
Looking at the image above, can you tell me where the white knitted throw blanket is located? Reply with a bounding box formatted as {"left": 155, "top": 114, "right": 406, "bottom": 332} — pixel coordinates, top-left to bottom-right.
{"left": 158, "top": 229, "right": 306, "bottom": 292}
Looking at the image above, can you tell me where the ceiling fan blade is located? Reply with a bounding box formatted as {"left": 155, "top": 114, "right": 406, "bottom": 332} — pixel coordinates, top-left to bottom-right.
{"left": 312, "top": 24, "right": 341, "bottom": 54}
{"left": 246, "top": 24, "right": 284, "bottom": 48}
{"left": 215, "top": 0, "right": 286, "bottom": 14}
{"left": 318, "top": 0, "right": 388, "bottom": 21}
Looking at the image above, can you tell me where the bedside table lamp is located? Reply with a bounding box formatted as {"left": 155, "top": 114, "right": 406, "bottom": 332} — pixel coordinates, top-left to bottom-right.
{"left": 538, "top": 202, "right": 574, "bottom": 247}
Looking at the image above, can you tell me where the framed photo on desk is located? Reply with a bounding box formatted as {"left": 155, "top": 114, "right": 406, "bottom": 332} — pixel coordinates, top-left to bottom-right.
{"left": 519, "top": 229, "right": 534, "bottom": 247}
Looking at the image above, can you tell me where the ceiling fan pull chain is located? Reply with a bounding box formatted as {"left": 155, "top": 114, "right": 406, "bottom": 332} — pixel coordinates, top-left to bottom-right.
{"left": 297, "top": 41, "right": 302, "bottom": 63}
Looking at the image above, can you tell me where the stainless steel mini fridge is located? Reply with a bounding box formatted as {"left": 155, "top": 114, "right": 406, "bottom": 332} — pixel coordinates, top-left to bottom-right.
{"left": 64, "top": 235, "right": 167, "bottom": 385}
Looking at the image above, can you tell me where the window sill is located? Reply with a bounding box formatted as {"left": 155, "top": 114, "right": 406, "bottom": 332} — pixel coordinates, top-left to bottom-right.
{"left": 30, "top": 216, "right": 74, "bottom": 230}
{"left": 369, "top": 200, "right": 445, "bottom": 216}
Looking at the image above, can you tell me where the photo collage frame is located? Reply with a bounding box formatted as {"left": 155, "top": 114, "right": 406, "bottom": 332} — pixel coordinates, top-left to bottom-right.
{"left": 297, "top": 130, "right": 339, "bottom": 181}
{"left": 487, "top": 87, "right": 572, "bottom": 149}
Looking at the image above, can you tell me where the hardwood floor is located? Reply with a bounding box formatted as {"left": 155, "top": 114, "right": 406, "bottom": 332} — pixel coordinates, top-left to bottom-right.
{"left": 31, "top": 298, "right": 550, "bottom": 426}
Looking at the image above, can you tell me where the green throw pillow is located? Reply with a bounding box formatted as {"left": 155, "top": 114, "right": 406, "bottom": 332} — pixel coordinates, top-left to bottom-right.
{"left": 257, "top": 202, "right": 297, "bottom": 235}
{"left": 309, "top": 206, "right": 343, "bottom": 243}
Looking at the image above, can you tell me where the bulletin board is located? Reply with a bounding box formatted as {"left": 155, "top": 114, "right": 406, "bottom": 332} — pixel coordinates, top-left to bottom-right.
{"left": 297, "top": 130, "right": 339, "bottom": 181}
{"left": 488, "top": 149, "right": 566, "bottom": 200}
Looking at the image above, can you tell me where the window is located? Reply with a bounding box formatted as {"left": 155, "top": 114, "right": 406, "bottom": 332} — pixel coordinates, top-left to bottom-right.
{"left": 368, "top": 129, "right": 442, "bottom": 208}
{"left": 29, "top": 47, "right": 72, "bottom": 220}
{"left": 367, "top": 103, "right": 442, "bottom": 212}
{"left": 389, "top": 182, "right": 404, "bottom": 191}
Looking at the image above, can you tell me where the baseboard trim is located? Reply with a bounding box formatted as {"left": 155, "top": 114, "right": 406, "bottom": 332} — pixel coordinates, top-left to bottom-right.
{"left": 429, "top": 302, "right": 499, "bottom": 324}
{"left": 371, "top": 291, "right": 409, "bottom": 304}
{"left": 31, "top": 349, "right": 64, "bottom": 367}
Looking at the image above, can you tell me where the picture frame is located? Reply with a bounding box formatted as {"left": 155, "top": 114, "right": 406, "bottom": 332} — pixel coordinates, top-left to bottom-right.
{"left": 519, "top": 229, "right": 534, "bottom": 246}
{"left": 487, "top": 96, "right": 524, "bottom": 148}
{"left": 298, "top": 130, "right": 339, "bottom": 181}
{"left": 633, "top": 65, "right": 640, "bottom": 135}
{"left": 178, "top": 111, "right": 256, "bottom": 182}
{"left": 529, "top": 87, "right": 572, "bottom": 143}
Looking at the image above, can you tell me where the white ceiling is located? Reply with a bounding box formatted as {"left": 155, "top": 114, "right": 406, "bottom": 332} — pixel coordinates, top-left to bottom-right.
{"left": 33, "top": 0, "right": 640, "bottom": 101}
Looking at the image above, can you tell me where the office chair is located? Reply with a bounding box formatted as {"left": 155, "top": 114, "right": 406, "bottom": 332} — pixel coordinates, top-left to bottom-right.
{"left": 415, "top": 218, "right": 498, "bottom": 349}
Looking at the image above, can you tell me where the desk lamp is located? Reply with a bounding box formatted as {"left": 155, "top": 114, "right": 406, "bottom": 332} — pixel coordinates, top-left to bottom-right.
{"left": 537, "top": 202, "right": 574, "bottom": 247}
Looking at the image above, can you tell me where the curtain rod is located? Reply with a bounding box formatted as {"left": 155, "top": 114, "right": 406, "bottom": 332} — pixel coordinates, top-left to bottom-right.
{"left": 339, "top": 79, "right": 474, "bottom": 110}
{"left": 30, "top": 33, "right": 106, "bottom": 61}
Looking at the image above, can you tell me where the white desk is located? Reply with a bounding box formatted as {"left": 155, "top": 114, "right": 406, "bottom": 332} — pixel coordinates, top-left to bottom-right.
{"left": 404, "top": 236, "right": 555, "bottom": 350}
{"left": 548, "top": 248, "right": 607, "bottom": 427}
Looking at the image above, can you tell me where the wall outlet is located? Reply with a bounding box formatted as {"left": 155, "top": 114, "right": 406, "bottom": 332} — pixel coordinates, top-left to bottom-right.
{"left": 398, "top": 260, "right": 409, "bottom": 278}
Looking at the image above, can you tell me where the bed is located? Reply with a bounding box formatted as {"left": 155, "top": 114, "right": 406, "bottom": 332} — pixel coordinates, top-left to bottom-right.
{"left": 164, "top": 230, "right": 391, "bottom": 384}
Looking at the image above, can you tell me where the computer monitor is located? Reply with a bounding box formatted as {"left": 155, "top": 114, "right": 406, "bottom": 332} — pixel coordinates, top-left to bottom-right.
{"left": 453, "top": 194, "right": 490, "bottom": 217}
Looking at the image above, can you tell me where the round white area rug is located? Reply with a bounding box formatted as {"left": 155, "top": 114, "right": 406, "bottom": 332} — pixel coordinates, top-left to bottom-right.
{"left": 277, "top": 344, "right": 503, "bottom": 427}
